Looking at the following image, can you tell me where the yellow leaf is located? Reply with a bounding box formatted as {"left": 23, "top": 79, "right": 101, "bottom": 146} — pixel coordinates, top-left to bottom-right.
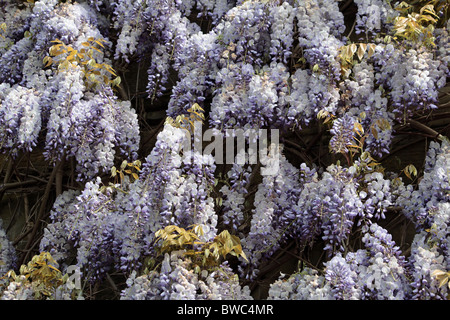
{"left": 404, "top": 169, "right": 411, "bottom": 180}
{"left": 111, "top": 76, "right": 121, "bottom": 87}
{"left": 86, "top": 59, "right": 96, "bottom": 67}
{"left": 94, "top": 40, "right": 105, "bottom": 48}
{"left": 43, "top": 56, "right": 53, "bottom": 68}
{"left": 92, "top": 47, "right": 102, "bottom": 54}
{"left": 193, "top": 225, "right": 204, "bottom": 237}
{"left": 322, "top": 117, "right": 333, "bottom": 126}
{"left": 192, "top": 111, "right": 205, "bottom": 120}
{"left": 109, "top": 69, "right": 119, "bottom": 77}
{"left": 192, "top": 103, "right": 204, "bottom": 112}
{"left": 371, "top": 125, "right": 379, "bottom": 139}
{"left": 406, "top": 164, "right": 417, "bottom": 178}
{"left": 439, "top": 276, "right": 449, "bottom": 288}
{"left": 133, "top": 160, "right": 142, "bottom": 167}
{"left": 431, "top": 269, "right": 449, "bottom": 288}
{"left": 339, "top": 45, "right": 349, "bottom": 61}
{"left": 66, "top": 51, "right": 78, "bottom": 62}
{"left": 357, "top": 43, "right": 367, "bottom": 61}
{"left": 240, "top": 250, "right": 248, "bottom": 262}
{"left": 355, "top": 123, "right": 364, "bottom": 133}
{"left": 349, "top": 43, "right": 357, "bottom": 56}
{"left": 420, "top": 4, "right": 438, "bottom": 18}
{"left": 367, "top": 44, "right": 376, "bottom": 59}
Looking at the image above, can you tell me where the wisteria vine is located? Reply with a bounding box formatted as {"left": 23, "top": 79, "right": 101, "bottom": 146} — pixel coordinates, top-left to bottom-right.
{"left": 0, "top": 0, "right": 449, "bottom": 300}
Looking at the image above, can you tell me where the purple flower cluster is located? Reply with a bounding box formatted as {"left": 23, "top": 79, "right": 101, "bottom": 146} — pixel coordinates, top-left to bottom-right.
{"left": 1, "top": 0, "right": 450, "bottom": 301}
{"left": 408, "top": 231, "right": 448, "bottom": 299}
{"left": 0, "top": 1, "right": 139, "bottom": 181}
{"left": 269, "top": 223, "right": 410, "bottom": 300}
{"left": 41, "top": 123, "right": 218, "bottom": 279}
{"left": 396, "top": 140, "right": 450, "bottom": 229}
{"left": 329, "top": 114, "right": 357, "bottom": 154}
{"left": 343, "top": 61, "right": 395, "bottom": 157}
{"left": 45, "top": 77, "right": 139, "bottom": 180}
{"left": 220, "top": 163, "right": 252, "bottom": 236}
{"left": 144, "top": 2, "right": 200, "bottom": 103}
{"left": 240, "top": 154, "right": 303, "bottom": 280}
{"left": 120, "top": 251, "right": 253, "bottom": 300}
{"left": 324, "top": 253, "right": 360, "bottom": 300}
{"left": 0, "top": 38, "right": 33, "bottom": 85}
{"left": 294, "top": 164, "right": 364, "bottom": 256}
{"left": 372, "top": 45, "right": 447, "bottom": 122}
{"left": 353, "top": 0, "right": 397, "bottom": 37}
{"left": 218, "top": 0, "right": 271, "bottom": 67}
{"left": 269, "top": 2, "right": 295, "bottom": 64}
{"left": 167, "top": 30, "right": 221, "bottom": 117}
{"left": 0, "top": 85, "right": 41, "bottom": 156}
{"left": 0, "top": 218, "right": 16, "bottom": 278}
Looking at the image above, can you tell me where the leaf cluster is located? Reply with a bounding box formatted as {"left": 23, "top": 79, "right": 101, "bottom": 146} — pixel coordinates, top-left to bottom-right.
{"left": 2, "top": 252, "right": 63, "bottom": 299}
{"left": 395, "top": 0, "right": 449, "bottom": 27}
{"left": 431, "top": 269, "right": 450, "bottom": 293}
{"left": 348, "top": 121, "right": 366, "bottom": 152}
{"left": 370, "top": 118, "right": 391, "bottom": 141}
{"left": 155, "top": 225, "right": 248, "bottom": 270}
{"left": 165, "top": 103, "right": 205, "bottom": 134}
{"left": 338, "top": 43, "right": 377, "bottom": 78}
{"left": 317, "top": 109, "right": 336, "bottom": 125}
{"left": 402, "top": 163, "right": 418, "bottom": 181}
{"left": 392, "top": 1, "right": 441, "bottom": 47}
{"left": 111, "top": 159, "right": 141, "bottom": 185}
{"left": 321, "top": 111, "right": 370, "bottom": 166}
{"left": 44, "top": 37, "right": 121, "bottom": 88}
